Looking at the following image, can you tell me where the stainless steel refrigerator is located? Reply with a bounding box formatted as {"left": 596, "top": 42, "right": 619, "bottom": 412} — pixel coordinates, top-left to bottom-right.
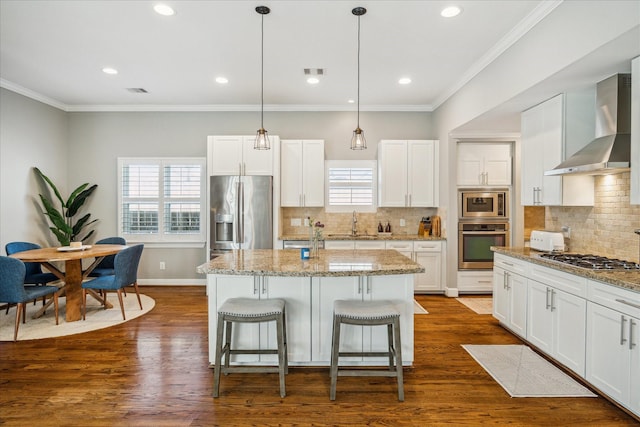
{"left": 210, "top": 175, "right": 273, "bottom": 258}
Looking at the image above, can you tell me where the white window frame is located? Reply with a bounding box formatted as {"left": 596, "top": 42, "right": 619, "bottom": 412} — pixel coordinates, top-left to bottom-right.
{"left": 324, "top": 160, "right": 377, "bottom": 213}
{"left": 117, "top": 157, "right": 206, "bottom": 246}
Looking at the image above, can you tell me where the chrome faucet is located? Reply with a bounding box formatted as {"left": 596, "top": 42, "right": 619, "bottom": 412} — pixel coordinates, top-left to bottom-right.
{"left": 352, "top": 211, "right": 358, "bottom": 236}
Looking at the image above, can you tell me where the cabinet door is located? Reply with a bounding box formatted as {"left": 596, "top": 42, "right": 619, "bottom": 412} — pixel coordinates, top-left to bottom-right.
{"left": 210, "top": 136, "right": 242, "bottom": 176}
{"left": 378, "top": 141, "right": 408, "bottom": 207}
{"left": 407, "top": 140, "right": 436, "bottom": 207}
{"left": 483, "top": 144, "right": 512, "bottom": 186}
{"left": 586, "top": 302, "right": 630, "bottom": 404}
{"left": 301, "top": 140, "right": 325, "bottom": 207}
{"left": 312, "top": 276, "right": 361, "bottom": 362}
{"left": 242, "top": 136, "right": 274, "bottom": 175}
{"left": 263, "top": 276, "right": 312, "bottom": 363}
{"left": 521, "top": 105, "right": 543, "bottom": 205}
{"left": 355, "top": 241, "right": 385, "bottom": 250}
{"left": 527, "top": 280, "right": 553, "bottom": 354}
{"left": 631, "top": 56, "right": 640, "bottom": 205}
{"left": 539, "top": 95, "right": 563, "bottom": 204}
{"left": 508, "top": 272, "right": 527, "bottom": 338}
{"left": 631, "top": 315, "right": 640, "bottom": 414}
{"left": 492, "top": 266, "right": 509, "bottom": 323}
{"left": 553, "top": 288, "right": 586, "bottom": 376}
{"left": 280, "top": 140, "right": 303, "bottom": 206}
{"left": 414, "top": 252, "right": 441, "bottom": 292}
{"left": 457, "top": 144, "right": 484, "bottom": 185}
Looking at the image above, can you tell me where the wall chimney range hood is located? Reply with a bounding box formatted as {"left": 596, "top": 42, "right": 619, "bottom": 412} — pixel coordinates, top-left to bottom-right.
{"left": 545, "top": 73, "right": 631, "bottom": 176}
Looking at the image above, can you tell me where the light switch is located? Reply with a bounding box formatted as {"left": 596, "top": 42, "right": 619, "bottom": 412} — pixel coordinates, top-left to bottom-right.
{"left": 400, "top": 219, "right": 406, "bottom": 227}
{"left": 291, "top": 218, "right": 302, "bottom": 227}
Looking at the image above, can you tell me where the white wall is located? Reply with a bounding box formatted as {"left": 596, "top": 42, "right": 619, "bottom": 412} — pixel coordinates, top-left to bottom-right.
{"left": 0, "top": 88, "right": 68, "bottom": 250}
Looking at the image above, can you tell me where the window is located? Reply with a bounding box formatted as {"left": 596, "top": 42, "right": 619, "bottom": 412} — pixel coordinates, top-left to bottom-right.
{"left": 325, "top": 160, "right": 377, "bottom": 212}
{"left": 118, "top": 158, "right": 206, "bottom": 244}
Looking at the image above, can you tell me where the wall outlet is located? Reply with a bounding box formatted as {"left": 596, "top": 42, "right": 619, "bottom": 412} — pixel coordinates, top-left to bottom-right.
{"left": 304, "top": 218, "right": 310, "bottom": 227}
{"left": 400, "top": 219, "right": 406, "bottom": 227}
{"left": 159, "top": 261, "right": 166, "bottom": 270}
{"left": 291, "top": 218, "right": 302, "bottom": 227}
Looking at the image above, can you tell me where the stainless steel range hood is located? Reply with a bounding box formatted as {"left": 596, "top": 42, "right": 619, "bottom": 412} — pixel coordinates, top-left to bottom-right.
{"left": 545, "top": 73, "right": 631, "bottom": 176}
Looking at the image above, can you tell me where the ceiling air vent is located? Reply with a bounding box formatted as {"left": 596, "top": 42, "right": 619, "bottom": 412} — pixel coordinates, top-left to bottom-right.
{"left": 126, "top": 88, "right": 148, "bottom": 93}
{"left": 304, "top": 68, "right": 325, "bottom": 76}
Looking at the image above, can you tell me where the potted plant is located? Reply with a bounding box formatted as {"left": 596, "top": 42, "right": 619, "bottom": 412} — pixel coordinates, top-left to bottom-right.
{"left": 34, "top": 167, "right": 98, "bottom": 246}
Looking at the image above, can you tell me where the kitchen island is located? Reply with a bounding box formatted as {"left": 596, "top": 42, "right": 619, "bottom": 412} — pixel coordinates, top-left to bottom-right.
{"left": 197, "top": 249, "right": 424, "bottom": 367}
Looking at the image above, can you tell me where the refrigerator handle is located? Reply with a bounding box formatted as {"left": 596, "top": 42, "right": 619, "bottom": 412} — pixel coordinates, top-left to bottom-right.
{"left": 237, "top": 180, "right": 244, "bottom": 244}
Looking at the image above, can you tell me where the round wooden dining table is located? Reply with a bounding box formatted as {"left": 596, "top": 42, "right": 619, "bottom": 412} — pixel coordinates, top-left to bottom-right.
{"left": 10, "top": 244, "right": 128, "bottom": 322}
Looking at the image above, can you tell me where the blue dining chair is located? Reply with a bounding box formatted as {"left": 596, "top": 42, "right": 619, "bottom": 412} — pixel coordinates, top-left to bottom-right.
{"left": 0, "top": 256, "right": 59, "bottom": 341}
{"left": 88, "top": 236, "right": 126, "bottom": 277}
{"left": 82, "top": 244, "right": 144, "bottom": 321}
{"left": 5, "top": 242, "right": 59, "bottom": 285}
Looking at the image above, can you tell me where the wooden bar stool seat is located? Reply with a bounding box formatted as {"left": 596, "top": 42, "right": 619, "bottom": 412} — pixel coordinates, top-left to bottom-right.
{"left": 330, "top": 299, "right": 404, "bottom": 401}
{"left": 213, "top": 297, "right": 288, "bottom": 398}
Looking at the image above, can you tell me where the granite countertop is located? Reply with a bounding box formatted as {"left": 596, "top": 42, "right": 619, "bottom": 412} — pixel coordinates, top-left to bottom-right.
{"left": 280, "top": 234, "right": 446, "bottom": 241}
{"left": 197, "top": 249, "right": 425, "bottom": 277}
{"left": 492, "top": 246, "right": 640, "bottom": 293}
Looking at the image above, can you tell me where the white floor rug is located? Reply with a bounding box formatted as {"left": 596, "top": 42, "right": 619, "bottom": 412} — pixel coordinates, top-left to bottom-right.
{"left": 456, "top": 297, "right": 493, "bottom": 314}
{"left": 462, "top": 344, "right": 596, "bottom": 398}
{"left": 414, "top": 299, "right": 428, "bottom": 314}
{"left": 0, "top": 293, "right": 155, "bottom": 341}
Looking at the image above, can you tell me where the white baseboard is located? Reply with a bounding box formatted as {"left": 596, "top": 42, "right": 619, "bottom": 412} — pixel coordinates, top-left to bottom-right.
{"left": 138, "top": 279, "right": 206, "bottom": 286}
{"left": 444, "top": 287, "right": 459, "bottom": 297}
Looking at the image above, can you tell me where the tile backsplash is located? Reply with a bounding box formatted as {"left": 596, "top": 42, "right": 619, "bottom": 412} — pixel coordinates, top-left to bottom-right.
{"left": 545, "top": 172, "right": 640, "bottom": 262}
{"left": 281, "top": 207, "right": 442, "bottom": 237}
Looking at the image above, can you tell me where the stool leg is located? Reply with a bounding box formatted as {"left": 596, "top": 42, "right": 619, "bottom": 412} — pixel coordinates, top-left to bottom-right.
{"left": 329, "top": 315, "right": 341, "bottom": 401}
{"left": 393, "top": 317, "right": 404, "bottom": 402}
{"left": 282, "top": 306, "right": 289, "bottom": 374}
{"left": 387, "top": 323, "right": 394, "bottom": 370}
{"left": 213, "top": 314, "right": 225, "bottom": 398}
{"left": 223, "top": 319, "right": 232, "bottom": 371}
{"left": 276, "top": 312, "right": 286, "bottom": 398}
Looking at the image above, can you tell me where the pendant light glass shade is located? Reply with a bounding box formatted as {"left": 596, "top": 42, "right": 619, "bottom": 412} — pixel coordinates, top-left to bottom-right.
{"left": 254, "top": 6, "right": 271, "bottom": 150}
{"left": 350, "top": 7, "right": 367, "bottom": 150}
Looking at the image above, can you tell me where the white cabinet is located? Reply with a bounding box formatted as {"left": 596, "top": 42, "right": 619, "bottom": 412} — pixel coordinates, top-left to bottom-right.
{"left": 312, "top": 275, "right": 414, "bottom": 364}
{"left": 527, "top": 280, "right": 586, "bottom": 376}
{"left": 492, "top": 258, "right": 527, "bottom": 339}
{"left": 586, "top": 280, "right": 640, "bottom": 415}
{"left": 457, "top": 142, "right": 512, "bottom": 186}
{"left": 324, "top": 240, "right": 355, "bottom": 250}
{"left": 378, "top": 140, "right": 438, "bottom": 207}
{"left": 457, "top": 271, "right": 493, "bottom": 293}
{"left": 355, "top": 240, "right": 385, "bottom": 250}
{"left": 631, "top": 56, "right": 640, "bottom": 205}
{"left": 208, "top": 275, "right": 312, "bottom": 364}
{"left": 520, "top": 92, "right": 595, "bottom": 206}
{"left": 413, "top": 241, "right": 442, "bottom": 293}
{"left": 280, "top": 140, "right": 324, "bottom": 207}
{"left": 208, "top": 135, "right": 275, "bottom": 176}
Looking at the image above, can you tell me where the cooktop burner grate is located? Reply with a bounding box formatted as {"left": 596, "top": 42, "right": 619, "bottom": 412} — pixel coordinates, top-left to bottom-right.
{"left": 539, "top": 253, "right": 640, "bottom": 270}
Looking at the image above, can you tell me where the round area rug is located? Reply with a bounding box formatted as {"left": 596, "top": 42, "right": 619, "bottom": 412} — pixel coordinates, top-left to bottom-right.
{"left": 0, "top": 293, "right": 155, "bottom": 341}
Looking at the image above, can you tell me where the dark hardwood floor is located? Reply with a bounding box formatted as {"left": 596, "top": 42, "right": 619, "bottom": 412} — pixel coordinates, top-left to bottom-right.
{"left": 0, "top": 286, "right": 637, "bottom": 426}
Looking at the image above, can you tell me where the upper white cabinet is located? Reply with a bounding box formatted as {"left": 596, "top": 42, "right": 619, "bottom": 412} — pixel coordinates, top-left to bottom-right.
{"left": 631, "top": 56, "right": 639, "bottom": 205}
{"left": 378, "top": 140, "right": 438, "bottom": 207}
{"left": 520, "top": 92, "right": 595, "bottom": 206}
{"left": 208, "top": 135, "right": 276, "bottom": 176}
{"left": 280, "top": 140, "right": 324, "bottom": 207}
{"left": 457, "top": 143, "right": 512, "bottom": 186}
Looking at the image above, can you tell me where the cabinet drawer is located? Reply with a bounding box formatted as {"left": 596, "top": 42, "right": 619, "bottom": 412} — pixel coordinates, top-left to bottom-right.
{"left": 588, "top": 279, "right": 640, "bottom": 318}
{"left": 355, "top": 241, "right": 386, "bottom": 250}
{"left": 413, "top": 241, "right": 442, "bottom": 252}
{"left": 385, "top": 241, "right": 413, "bottom": 251}
{"left": 529, "top": 263, "right": 587, "bottom": 297}
{"left": 324, "top": 241, "right": 355, "bottom": 250}
{"left": 494, "top": 253, "right": 528, "bottom": 276}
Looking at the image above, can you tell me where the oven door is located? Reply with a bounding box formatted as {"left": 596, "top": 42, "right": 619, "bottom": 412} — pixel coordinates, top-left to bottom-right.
{"left": 458, "top": 224, "right": 509, "bottom": 270}
{"left": 460, "top": 192, "right": 500, "bottom": 218}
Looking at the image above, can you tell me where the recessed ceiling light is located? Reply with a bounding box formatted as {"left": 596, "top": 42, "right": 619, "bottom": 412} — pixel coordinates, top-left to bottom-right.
{"left": 215, "top": 77, "right": 229, "bottom": 84}
{"left": 348, "top": 99, "right": 355, "bottom": 104}
{"left": 102, "top": 67, "right": 118, "bottom": 75}
{"left": 398, "top": 77, "right": 412, "bottom": 85}
{"left": 307, "top": 77, "right": 320, "bottom": 85}
{"left": 441, "top": 6, "right": 461, "bottom": 18}
{"left": 154, "top": 4, "right": 175, "bottom": 16}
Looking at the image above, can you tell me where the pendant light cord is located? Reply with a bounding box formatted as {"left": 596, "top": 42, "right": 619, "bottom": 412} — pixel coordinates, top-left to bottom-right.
{"left": 356, "top": 14, "right": 360, "bottom": 129}
{"left": 260, "top": 12, "right": 265, "bottom": 129}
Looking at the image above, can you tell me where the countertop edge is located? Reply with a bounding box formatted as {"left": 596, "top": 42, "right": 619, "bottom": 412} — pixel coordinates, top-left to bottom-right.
{"left": 279, "top": 234, "right": 446, "bottom": 242}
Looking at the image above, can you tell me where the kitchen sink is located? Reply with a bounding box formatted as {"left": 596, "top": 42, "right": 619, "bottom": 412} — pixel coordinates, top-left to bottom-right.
{"left": 326, "top": 233, "right": 376, "bottom": 239}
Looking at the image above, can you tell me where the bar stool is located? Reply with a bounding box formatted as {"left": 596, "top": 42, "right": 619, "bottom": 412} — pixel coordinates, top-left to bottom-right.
{"left": 213, "top": 297, "right": 288, "bottom": 398}
{"left": 329, "top": 299, "right": 404, "bottom": 401}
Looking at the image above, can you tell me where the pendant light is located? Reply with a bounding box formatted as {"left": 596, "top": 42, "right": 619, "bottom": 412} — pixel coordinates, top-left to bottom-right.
{"left": 254, "top": 6, "right": 271, "bottom": 150}
{"left": 351, "top": 7, "right": 367, "bottom": 150}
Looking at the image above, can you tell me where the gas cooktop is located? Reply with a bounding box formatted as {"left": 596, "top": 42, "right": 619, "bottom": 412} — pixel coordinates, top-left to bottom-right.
{"left": 539, "top": 253, "right": 640, "bottom": 271}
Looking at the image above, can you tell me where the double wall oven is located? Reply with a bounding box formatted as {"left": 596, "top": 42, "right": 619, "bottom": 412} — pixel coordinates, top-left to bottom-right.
{"left": 458, "top": 189, "right": 510, "bottom": 270}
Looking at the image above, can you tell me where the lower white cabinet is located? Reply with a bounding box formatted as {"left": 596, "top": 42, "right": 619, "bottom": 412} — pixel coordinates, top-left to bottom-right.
{"left": 527, "top": 280, "right": 586, "bottom": 376}
{"left": 492, "top": 265, "right": 527, "bottom": 338}
{"left": 413, "top": 241, "right": 443, "bottom": 293}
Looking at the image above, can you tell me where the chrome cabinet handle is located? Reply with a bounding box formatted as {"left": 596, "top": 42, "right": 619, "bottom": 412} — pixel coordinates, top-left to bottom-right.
{"left": 262, "top": 277, "right": 267, "bottom": 295}
{"left": 366, "top": 277, "right": 371, "bottom": 294}
{"left": 545, "top": 287, "right": 551, "bottom": 310}
{"left": 621, "top": 315, "right": 628, "bottom": 346}
{"left": 615, "top": 299, "right": 640, "bottom": 310}
{"left": 550, "top": 289, "right": 556, "bottom": 312}
{"left": 503, "top": 271, "right": 507, "bottom": 289}
{"left": 358, "top": 277, "right": 362, "bottom": 294}
{"left": 253, "top": 276, "right": 259, "bottom": 294}
{"left": 630, "top": 319, "right": 637, "bottom": 350}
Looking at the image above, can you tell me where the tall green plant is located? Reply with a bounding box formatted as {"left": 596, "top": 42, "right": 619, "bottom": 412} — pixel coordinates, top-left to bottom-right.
{"left": 34, "top": 167, "right": 98, "bottom": 246}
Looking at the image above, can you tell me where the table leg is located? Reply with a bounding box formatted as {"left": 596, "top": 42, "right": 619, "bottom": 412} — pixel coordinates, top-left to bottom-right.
{"left": 64, "top": 260, "right": 84, "bottom": 321}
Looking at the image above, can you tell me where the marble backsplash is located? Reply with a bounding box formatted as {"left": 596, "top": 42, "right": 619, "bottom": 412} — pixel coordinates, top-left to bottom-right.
{"left": 280, "top": 207, "right": 443, "bottom": 238}
{"left": 545, "top": 172, "right": 640, "bottom": 263}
